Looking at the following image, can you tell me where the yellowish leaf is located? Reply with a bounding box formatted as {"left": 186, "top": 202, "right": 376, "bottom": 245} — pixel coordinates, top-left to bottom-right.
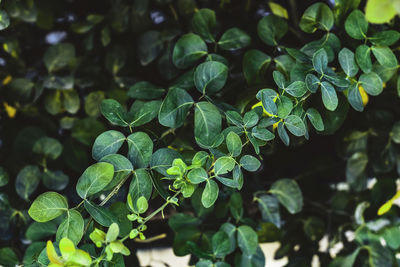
{"left": 269, "top": 2, "right": 289, "bottom": 19}
{"left": 3, "top": 102, "right": 17, "bottom": 118}
{"left": 46, "top": 240, "right": 64, "bottom": 265}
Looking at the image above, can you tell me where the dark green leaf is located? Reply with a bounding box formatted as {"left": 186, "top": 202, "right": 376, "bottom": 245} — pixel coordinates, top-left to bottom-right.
{"left": 270, "top": 178, "right": 303, "bottom": 214}
{"left": 339, "top": 48, "right": 359, "bottom": 77}
{"left": 299, "top": 3, "right": 334, "bottom": 33}
{"left": 56, "top": 210, "right": 84, "bottom": 245}
{"left": 92, "top": 130, "right": 125, "bottom": 161}
{"left": 76, "top": 162, "right": 114, "bottom": 199}
{"left": 285, "top": 81, "right": 307, "bottom": 97}
{"left": 242, "top": 49, "right": 271, "bottom": 85}
{"left": 256, "top": 194, "right": 280, "bottom": 228}
{"left": 159, "top": 88, "right": 194, "bottom": 128}
{"left": 257, "top": 15, "right": 288, "bottom": 46}
{"left": 194, "top": 61, "right": 228, "bottom": 95}
{"left": 226, "top": 131, "right": 242, "bottom": 157}
{"left": 355, "top": 45, "right": 372, "bottom": 73}
{"left": 127, "top": 81, "right": 165, "bottom": 100}
{"left": 344, "top": 10, "right": 368, "bottom": 40}
{"left": 359, "top": 72, "right": 383, "bottom": 96}
{"left": 84, "top": 200, "right": 117, "bottom": 227}
{"left": 42, "top": 170, "right": 69, "bottom": 191}
{"left": 128, "top": 168, "right": 153, "bottom": 212}
{"left": 320, "top": 81, "right": 338, "bottom": 111}
{"left": 371, "top": 46, "right": 398, "bottom": 68}
{"left": 44, "top": 43, "right": 75, "bottom": 72}
{"left": 240, "top": 155, "right": 261, "bottom": 172}
{"left": 237, "top": 225, "right": 258, "bottom": 255}
{"left": 201, "top": 180, "right": 219, "bottom": 208}
{"left": 192, "top": 8, "right": 216, "bottom": 42}
{"left": 218, "top": 28, "right": 251, "bottom": 50}
{"left": 33, "top": 137, "right": 63, "bottom": 160}
{"left": 285, "top": 115, "right": 306, "bottom": 136}
{"left": 306, "top": 108, "right": 324, "bottom": 131}
{"left": 127, "top": 132, "right": 153, "bottom": 168}
{"left": 312, "top": 48, "right": 328, "bottom": 74}
{"left": 195, "top": 102, "right": 222, "bottom": 148}
{"left": 16, "top": 165, "right": 41, "bottom": 201}
{"left": 173, "top": 33, "right": 208, "bottom": 69}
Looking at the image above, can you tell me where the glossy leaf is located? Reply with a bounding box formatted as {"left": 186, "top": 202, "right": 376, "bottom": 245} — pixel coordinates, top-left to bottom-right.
{"left": 159, "top": 88, "right": 194, "bottom": 128}
{"left": 218, "top": 28, "right": 251, "bottom": 50}
{"left": 194, "top": 61, "right": 228, "bottom": 95}
{"left": 92, "top": 130, "right": 125, "bottom": 161}
{"left": 320, "top": 81, "right": 338, "bottom": 111}
{"left": 127, "top": 132, "right": 153, "bottom": 168}
{"left": 359, "top": 72, "right": 383, "bottom": 96}
{"left": 76, "top": 162, "right": 114, "bottom": 199}
{"left": 339, "top": 48, "right": 359, "bottom": 77}
{"left": 173, "top": 33, "right": 208, "bottom": 69}
{"left": 201, "top": 180, "right": 219, "bottom": 208}
{"left": 257, "top": 15, "right": 288, "bottom": 46}
{"left": 237, "top": 225, "right": 258, "bottom": 255}
{"left": 56, "top": 210, "right": 84, "bottom": 245}
{"left": 344, "top": 10, "right": 368, "bottom": 40}
{"left": 29, "top": 192, "right": 68, "bottom": 222}
{"left": 285, "top": 115, "right": 306, "bottom": 136}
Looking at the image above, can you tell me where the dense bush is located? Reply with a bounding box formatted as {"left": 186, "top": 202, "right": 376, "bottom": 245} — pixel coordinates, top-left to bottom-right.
{"left": 0, "top": 0, "right": 400, "bottom": 266}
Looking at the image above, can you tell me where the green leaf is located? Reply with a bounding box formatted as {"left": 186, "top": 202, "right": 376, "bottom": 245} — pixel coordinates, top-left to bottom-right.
{"left": 339, "top": 48, "right": 359, "bottom": 77}
{"left": 355, "top": 45, "right": 372, "bottom": 73}
{"left": 240, "top": 155, "right": 261, "bottom": 172}
{"left": 100, "top": 99, "right": 129, "bottom": 127}
{"left": 320, "top": 81, "right": 338, "bottom": 111}
{"left": 26, "top": 221, "right": 57, "bottom": 241}
{"left": 277, "top": 122, "right": 290, "bottom": 146}
{"left": 237, "top": 225, "right": 258, "bottom": 256}
{"left": 192, "top": 8, "right": 217, "bottom": 42}
{"left": 214, "top": 156, "right": 236, "bottom": 175}
{"left": 371, "top": 46, "right": 398, "bottom": 69}
{"left": 299, "top": 3, "right": 334, "bottom": 33}
{"left": 71, "top": 118, "right": 106, "bottom": 146}
{"left": 16, "top": 165, "right": 41, "bottom": 201}
{"left": 284, "top": 115, "right": 306, "bottom": 136}
{"left": 229, "top": 192, "right": 243, "bottom": 221}
{"left": 76, "top": 162, "right": 114, "bottom": 199}
{"left": 29, "top": 192, "right": 68, "bottom": 222}
{"left": 194, "top": 102, "right": 222, "bottom": 148}
{"left": 85, "top": 91, "right": 105, "bottom": 117}
{"left": 285, "top": 81, "right": 307, "bottom": 97}
{"left": 43, "top": 170, "right": 69, "bottom": 191}
{"left": 136, "top": 196, "right": 148, "bottom": 214}
{"left": 305, "top": 73, "right": 320, "bottom": 93}
{"left": 33, "top": 137, "right": 63, "bottom": 160}
{"left": 0, "top": 248, "right": 19, "bottom": 267}
{"left": 347, "top": 83, "right": 364, "bottom": 112}
{"left": 0, "top": 167, "right": 9, "bottom": 187}
{"left": 150, "top": 148, "right": 183, "bottom": 176}
{"left": 194, "top": 61, "right": 228, "bottom": 95}
{"left": 137, "top": 31, "right": 163, "bottom": 66}
{"left": 257, "top": 15, "right": 288, "bottom": 46}
{"left": 226, "top": 131, "right": 242, "bottom": 157}
{"left": 392, "top": 121, "right": 400, "bottom": 144}
{"left": 370, "top": 30, "right": 400, "bottom": 46}
{"left": 272, "top": 71, "right": 286, "bottom": 89}
{"left": 218, "top": 28, "right": 251, "bottom": 50}
{"left": 276, "top": 96, "right": 293, "bottom": 119}
{"left": 252, "top": 127, "right": 275, "bottom": 141}
{"left": 127, "top": 132, "right": 153, "bottom": 168}
{"left": 128, "top": 100, "right": 161, "bottom": 127}
{"left": 106, "top": 223, "right": 120, "bottom": 243}
{"left": 0, "top": 10, "right": 10, "bottom": 30}
{"left": 306, "top": 108, "right": 324, "bottom": 131}
{"left": 201, "top": 180, "right": 219, "bottom": 208}
{"left": 92, "top": 130, "right": 125, "bottom": 161}
{"left": 172, "top": 33, "right": 208, "bottom": 69}
{"left": 359, "top": 72, "right": 383, "bottom": 96}
{"left": 128, "top": 168, "right": 153, "bottom": 212}
{"left": 242, "top": 49, "right": 271, "bottom": 85}
{"left": 84, "top": 200, "right": 116, "bottom": 227}
{"left": 243, "top": 111, "right": 259, "bottom": 128}
{"left": 127, "top": 81, "right": 165, "bottom": 100}
{"left": 100, "top": 154, "right": 133, "bottom": 191}
{"left": 270, "top": 178, "right": 303, "bottom": 214}
{"left": 159, "top": 88, "right": 194, "bottom": 128}
{"left": 188, "top": 168, "right": 208, "bottom": 184}
{"left": 256, "top": 194, "right": 280, "bottom": 228}
{"left": 344, "top": 10, "right": 368, "bottom": 40}
{"left": 256, "top": 89, "right": 278, "bottom": 116}
{"left": 212, "top": 231, "right": 231, "bottom": 257}
{"left": 312, "top": 48, "right": 328, "bottom": 74}
{"left": 44, "top": 43, "right": 75, "bottom": 72}
{"left": 63, "top": 90, "right": 80, "bottom": 114}
{"left": 365, "top": 0, "right": 397, "bottom": 24}
{"left": 56, "top": 210, "right": 84, "bottom": 245}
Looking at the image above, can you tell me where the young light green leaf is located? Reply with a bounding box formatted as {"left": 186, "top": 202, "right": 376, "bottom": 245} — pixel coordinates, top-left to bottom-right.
{"left": 136, "top": 196, "right": 148, "bottom": 214}
{"left": 159, "top": 88, "right": 194, "bottom": 128}
{"left": 339, "top": 48, "right": 359, "bottom": 77}
{"left": 127, "top": 132, "right": 153, "bottom": 168}
{"left": 92, "top": 130, "right": 125, "bottom": 161}
{"left": 345, "top": 10, "right": 368, "bottom": 40}
{"left": 194, "top": 61, "right": 228, "bottom": 95}
{"left": 172, "top": 33, "right": 208, "bottom": 69}
{"left": 29, "top": 192, "right": 68, "bottom": 222}
{"left": 359, "top": 72, "right": 383, "bottom": 96}
{"left": 226, "top": 131, "right": 242, "bottom": 157}
{"left": 237, "top": 225, "right": 258, "bottom": 256}
{"left": 240, "top": 155, "right": 261, "bottom": 172}
{"left": 218, "top": 28, "right": 251, "bottom": 51}
{"left": 76, "top": 162, "right": 114, "bottom": 199}
{"left": 320, "top": 81, "right": 338, "bottom": 111}
{"left": 257, "top": 15, "right": 288, "bottom": 46}
{"left": 106, "top": 223, "right": 120, "bottom": 243}
{"left": 201, "top": 180, "right": 219, "bottom": 208}
{"left": 270, "top": 178, "right": 303, "bottom": 214}
{"left": 285, "top": 115, "right": 306, "bottom": 136}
